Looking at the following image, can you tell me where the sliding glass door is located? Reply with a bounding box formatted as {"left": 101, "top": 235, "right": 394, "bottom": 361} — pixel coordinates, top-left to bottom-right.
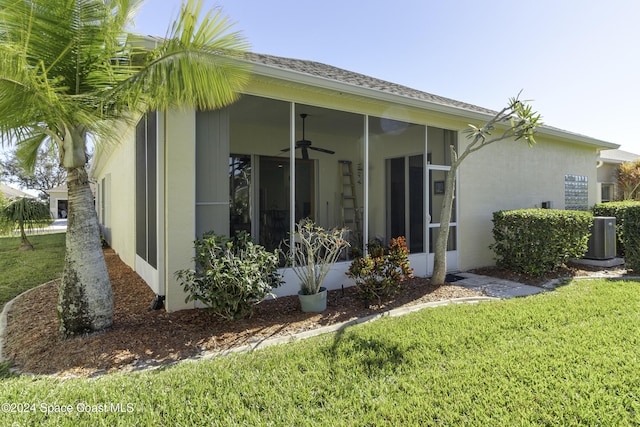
{"left": 229, "top": 154, "right": 251, "bottom": 236}
{"left": 257, "top": 156, "right": 314, "bottom": 251}
{"left": 387, "top": 154, "right": 425, "bottom": 253}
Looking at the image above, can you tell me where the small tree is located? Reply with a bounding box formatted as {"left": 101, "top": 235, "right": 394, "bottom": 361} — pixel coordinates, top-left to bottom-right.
{"left": 0, "top": 148, "right": 67, "bottom": 200}
{"left": 0, "top": 192, "right": 8, "bottom": 235}
{"left": 0, "top": 197, "right": 52, "bottom": 250}
{"left": 431, "top": 94, "right": 541, "bottom": 285}
{"left": 617, "top": 160, "right": 640, "bottom": 200}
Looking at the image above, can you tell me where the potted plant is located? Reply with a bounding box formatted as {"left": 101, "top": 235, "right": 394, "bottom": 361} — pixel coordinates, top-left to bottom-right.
{"left": 289, "top": 219, "right": 350, "bottom": 312}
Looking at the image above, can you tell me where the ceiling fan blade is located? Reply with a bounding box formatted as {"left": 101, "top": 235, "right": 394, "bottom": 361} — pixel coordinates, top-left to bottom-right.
{"left": 309, "top": 146, "right": 335, "bottom": 155}
{"left": 281, "top": 147, "right": 291, "bottom": 152}
{"left": 302, "top": 146, "right": 309, "bottom": 160}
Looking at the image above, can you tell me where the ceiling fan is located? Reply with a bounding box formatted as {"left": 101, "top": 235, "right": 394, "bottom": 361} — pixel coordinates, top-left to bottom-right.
{"left": 281, "top": 113, "right": 335, "bottom": 160}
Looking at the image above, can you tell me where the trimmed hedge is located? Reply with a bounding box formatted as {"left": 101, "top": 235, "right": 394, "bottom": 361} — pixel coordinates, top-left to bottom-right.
{"left": 623, "top": 205, "right": 640, "bottom": 272}
{"left": 491, "top": 209, "right": 593, "bottom": 276}
{"left": 593, "top": 201, "right": 640, "bottom": 256}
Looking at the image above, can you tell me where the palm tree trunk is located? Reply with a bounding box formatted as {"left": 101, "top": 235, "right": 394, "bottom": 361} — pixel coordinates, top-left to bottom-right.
{"left": 57, "top": 167, "right": 113, "bottom": 337}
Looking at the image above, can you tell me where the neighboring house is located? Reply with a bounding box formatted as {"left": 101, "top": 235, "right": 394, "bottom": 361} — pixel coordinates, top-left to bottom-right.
{"left": 0, "top": 182, "right": 32, "bottom": 200}
{"left": 597, "top": 149, "right": 640, "bottom": 202}
{"left": 90, "top": 52, "right": 619, "bottom": 312}
{"left": 45, "top": 183, "right": 96, "bottom": 219}
{"left": 46, "top": 184, "right": 69, "bottom": 218}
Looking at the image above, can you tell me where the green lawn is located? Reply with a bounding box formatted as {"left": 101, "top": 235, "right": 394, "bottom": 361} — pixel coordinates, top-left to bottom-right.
{"left": 0, "top": 233, "right": 65, "bottom": 311}
{"left": 1, "top": 278, "right": 639, "bottom": 426}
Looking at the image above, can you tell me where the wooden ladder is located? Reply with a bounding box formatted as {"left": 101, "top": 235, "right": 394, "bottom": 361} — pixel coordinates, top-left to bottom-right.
{"left": 338, "top": 160, "right": 362, "bottom": 242}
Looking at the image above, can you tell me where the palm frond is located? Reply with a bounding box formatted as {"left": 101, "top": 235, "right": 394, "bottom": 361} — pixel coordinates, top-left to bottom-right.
{"left": 1, "top": 196, "right": 52, "bottom": 237}
{"left": 0, "top": 0, "right": 250, "bottom": 151}
{"left": 109, "top": 0, "right": 251, "bottom": 113}
{"left": 2, "top": 196, "right": 50, "bottom": 221}
{"left": 0, "top": 45, "right": 66, "bottom": 135}
{"left": 15, "top": 132, "right": 49, "bottom": 172}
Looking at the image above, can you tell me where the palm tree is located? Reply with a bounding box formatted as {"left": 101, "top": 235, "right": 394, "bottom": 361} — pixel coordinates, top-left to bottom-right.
{"left": 0, "top": 197, "right": 52, "bottom": 250}
{"left": 0, "top": 0, "right": 250, "bottom": 337}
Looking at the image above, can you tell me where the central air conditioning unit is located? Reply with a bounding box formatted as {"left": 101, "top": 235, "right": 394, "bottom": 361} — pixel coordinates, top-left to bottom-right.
{"left": 585, "top": 217, "right": 616, "bottom": 260}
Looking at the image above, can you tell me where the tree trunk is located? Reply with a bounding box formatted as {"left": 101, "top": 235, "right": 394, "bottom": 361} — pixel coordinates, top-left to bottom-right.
{"left": 431, "top": 158, "right": 458, "bottom": 286}
{"left": 57, "top": 167, "right": 113, "bottom": 337}
{"left": 17, "top": 220, "right": 33, "bottom": 251}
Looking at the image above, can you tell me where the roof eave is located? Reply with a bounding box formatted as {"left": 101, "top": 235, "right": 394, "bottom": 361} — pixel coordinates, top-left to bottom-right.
{"left": 247, "top": 61, "right": 619, "bottom": 151}
{"left": 247, "top": 60, "right": 493, "bottom": 120}
{"left": 599, "top": 158, "right": 625, "bottom": 164}
{"left": 534, "top": 126, "right": 619, "bottom": 150}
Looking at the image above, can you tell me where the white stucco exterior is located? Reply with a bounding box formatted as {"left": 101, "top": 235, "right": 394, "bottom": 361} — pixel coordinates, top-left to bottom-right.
{"left": 92, "top": 126, "right": 137, "bottom": 268}
{"left": 458, "top": 137, "right": 600, "bottom": 269}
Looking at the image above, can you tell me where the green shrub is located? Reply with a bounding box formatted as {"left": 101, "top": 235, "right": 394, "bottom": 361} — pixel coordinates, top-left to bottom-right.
{"left": 346, "top": 237, "right": 413, "bottom": 306}
{"left": 176, "top": 231, "right": 283, "bottom": 320}
{"left": 623, "top": 205, "right": 640, "bottom": 272}
{"left": 593, "top": 201, "right": 640, "bottom": 256}
{"left": 491, "top": 209, "right": 593, "bottom": 276}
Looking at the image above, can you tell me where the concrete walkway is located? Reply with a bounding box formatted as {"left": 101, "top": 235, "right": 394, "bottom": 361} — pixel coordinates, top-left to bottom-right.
{"left": 453, "top": 272, "right": 549, "bottom": 299}
{"left": 16, "top": 219, "right": 67, "bottom": 236}
{"left": 39, "top": 219, "right": 67, "bottom": 233}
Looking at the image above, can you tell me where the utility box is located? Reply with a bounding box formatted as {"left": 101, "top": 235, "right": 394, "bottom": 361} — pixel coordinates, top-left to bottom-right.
{"left": 585, "top": 217, "right": 616, "bottom": 260}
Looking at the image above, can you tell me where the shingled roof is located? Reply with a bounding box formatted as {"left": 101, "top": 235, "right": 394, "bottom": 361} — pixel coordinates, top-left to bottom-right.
{"left": 246, "top": 52, "right": 498, "bottom": 117}
{"left": 599, "top": 149, "right": 640, "bottom": 163}
{"left": 134, "top": 38, "right": 615, "bottom": 148}
{"left": 242, "top": 52, "right": 619, "bottom": 149}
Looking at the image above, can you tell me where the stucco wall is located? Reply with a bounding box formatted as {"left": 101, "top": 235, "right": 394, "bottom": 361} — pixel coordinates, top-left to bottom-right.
{"left": 457, "top": 136, "right": 599, "bottom": 270}
{"left": 91, "top": 127, "right": 137, "bottom": 269}
{"left": 91, "top": 111, "right": 197, "bottom": 312}
{"left": 163, "top": 109, "right": 197, "bottom": 312}
{"left": 597, "top": 162, "right": 618, "bottom": 184}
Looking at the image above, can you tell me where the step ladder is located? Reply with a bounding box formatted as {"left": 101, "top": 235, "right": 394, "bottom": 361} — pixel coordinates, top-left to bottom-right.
{"left": 338, "top": 160, "right": 362, "bottom": 243}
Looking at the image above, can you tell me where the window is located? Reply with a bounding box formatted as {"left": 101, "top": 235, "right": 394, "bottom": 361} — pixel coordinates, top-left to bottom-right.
{"left": 222, "top": 96, "right": 460, "bottom": 263}
{"left": 601, "top": 183, "right": 614, "bottom": 202}
{"left": 135, "top": 112, "right": 157, "bottom": 268}
{"left": 100, "top": 174, "right": 111, "bottom": 226}
{"left": 99, "top": 174, "right": 112, "bottom": 245}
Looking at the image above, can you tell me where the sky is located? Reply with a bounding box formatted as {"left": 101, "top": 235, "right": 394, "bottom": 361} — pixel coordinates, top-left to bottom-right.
{"left": 133, "top": 0, "right": 637, "bottom": 154}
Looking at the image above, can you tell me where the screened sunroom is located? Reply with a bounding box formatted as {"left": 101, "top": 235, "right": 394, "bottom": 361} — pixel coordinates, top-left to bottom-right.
{"left": 194, "top": 94, "right": 459, "bottom": 296}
